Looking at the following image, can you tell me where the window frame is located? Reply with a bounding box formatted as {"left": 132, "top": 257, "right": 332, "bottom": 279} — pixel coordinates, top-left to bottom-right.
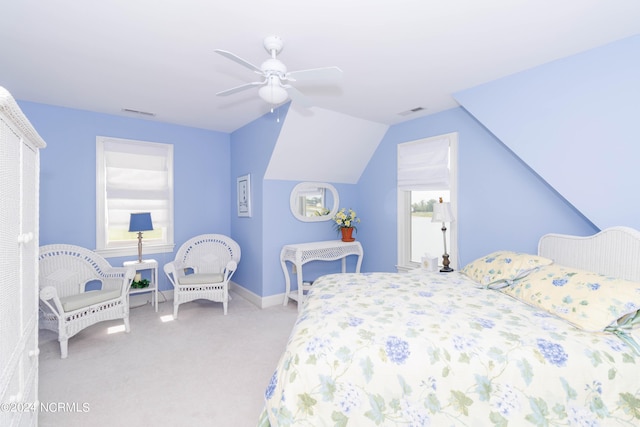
{"left": 397, "top": 132, "right": 458, "bottom": 272}
{"left": 95, "top": 136, "right": 175, "bottom": 258}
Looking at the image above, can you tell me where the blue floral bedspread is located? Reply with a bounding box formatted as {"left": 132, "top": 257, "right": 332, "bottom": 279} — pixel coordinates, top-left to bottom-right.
{"left": 259, "top": 272, "right": 640, "bottom": 426}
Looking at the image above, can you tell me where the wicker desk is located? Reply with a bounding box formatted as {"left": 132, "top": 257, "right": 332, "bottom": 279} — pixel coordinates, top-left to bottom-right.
{"left": 281, "top": 240, "right": 363, "bottom": 310}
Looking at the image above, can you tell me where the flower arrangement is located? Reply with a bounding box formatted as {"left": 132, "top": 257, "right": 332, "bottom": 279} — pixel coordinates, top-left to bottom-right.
{"left": 332, "top": 208, "right": 361, "bottom": 232}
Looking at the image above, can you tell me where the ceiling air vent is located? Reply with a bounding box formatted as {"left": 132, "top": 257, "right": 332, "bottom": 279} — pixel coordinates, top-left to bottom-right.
{"left": 398, "top": 106, "right": 425, "bottom": 116}
{"left": 122, "top": 108, "right": 156, "bottom": 117}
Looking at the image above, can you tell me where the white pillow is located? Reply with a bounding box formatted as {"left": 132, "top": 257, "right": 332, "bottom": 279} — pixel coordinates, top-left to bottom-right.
{"left": 461, "top": 251, "right": 553, "bottom": 288}
{"left": 500, "top": 264, "right": 640, "bottom": 332}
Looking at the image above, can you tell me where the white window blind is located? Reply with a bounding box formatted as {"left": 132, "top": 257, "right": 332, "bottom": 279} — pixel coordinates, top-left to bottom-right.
{"left": 397, "top": 136, "right": 450, "bottom": 190}
{"left": 96, "top": 136, "right": 174, "bottom": 257}
{"left": 396, "top": 132, "right": 458, "bottom": 272}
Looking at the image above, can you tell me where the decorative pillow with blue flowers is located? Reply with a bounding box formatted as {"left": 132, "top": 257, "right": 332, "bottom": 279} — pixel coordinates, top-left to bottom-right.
{"left": 460, "top": 251, "right": 553, "bottom": 288}
{"left": 501, "top": 263, "right": 640, "bottom": 332}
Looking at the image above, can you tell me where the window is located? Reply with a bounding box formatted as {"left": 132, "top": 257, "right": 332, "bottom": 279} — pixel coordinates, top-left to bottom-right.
{"left": 96, "top": 136, "right": 174, "bottom": 257}
{"left": 397, "top": 133, "right": 458, "bottom": 271}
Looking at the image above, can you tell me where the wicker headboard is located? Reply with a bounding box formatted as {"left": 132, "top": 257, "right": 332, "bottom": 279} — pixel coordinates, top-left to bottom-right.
{"left": 538, "top": 226, "right": 640, "bottom": 282}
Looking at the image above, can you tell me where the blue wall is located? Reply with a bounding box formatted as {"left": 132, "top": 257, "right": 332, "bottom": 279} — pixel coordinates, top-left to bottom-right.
{"left": 454, "top": 34, "right": 640, "bottom": 230}
{"left": 261, "top": 180, "right": 360, "bottom": 297}
{"left": 228, "top": 104, "right": 362, "bottom": 299}
{"left": 357, "top": 107, "right": 597, "bottom": 273}
{"left": 19, "top": 101, "right": 601, "bottom": 299}
{"left": 229, "top": 106, "right": 287, "bottom": 297}
{"left": 226, "top": 104, "right": 596, "bottom": 300}
{"left": 19, "top": 34, "right": 636, "bottom": 301}
{"left": 20, "top": 101, "right": 230, "bottom": 292}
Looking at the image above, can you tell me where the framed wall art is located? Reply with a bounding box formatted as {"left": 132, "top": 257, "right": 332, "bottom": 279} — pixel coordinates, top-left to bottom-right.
{"left": 237, "top": 174, "right": 252, "bottom": 217}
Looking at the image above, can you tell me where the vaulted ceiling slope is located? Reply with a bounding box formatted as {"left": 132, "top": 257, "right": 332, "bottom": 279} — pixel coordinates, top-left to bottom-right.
{"left": 454, "top": 35, "right": 640, "bottom": 231}
{"left": 1, "top": 1, "right": 640, "bottom": 132}
{"left": 264, "top": 105, "right": 389, "bottom": 184}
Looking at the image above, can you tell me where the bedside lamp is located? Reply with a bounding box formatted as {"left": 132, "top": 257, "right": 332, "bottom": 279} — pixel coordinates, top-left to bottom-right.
{"left": 431, "top": 198, "right": 454, "bottom": 273}
{"left": 129, "top": 212, "right": 153, "bottom": 263}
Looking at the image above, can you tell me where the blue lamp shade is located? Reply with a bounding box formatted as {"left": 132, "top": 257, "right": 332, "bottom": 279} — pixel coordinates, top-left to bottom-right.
{"left": 129, "top": 213, "right": 153, "bottom": 232}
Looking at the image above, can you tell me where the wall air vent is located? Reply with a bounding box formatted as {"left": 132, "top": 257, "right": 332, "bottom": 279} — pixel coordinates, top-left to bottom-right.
{"left": 398, "top": 106, "right": 425, "bottom": 116}
{"left": 122, "top": 108, "right": 156, "bottom": 117}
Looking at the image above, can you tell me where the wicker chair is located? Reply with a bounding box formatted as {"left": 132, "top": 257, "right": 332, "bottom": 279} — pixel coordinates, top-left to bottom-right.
{"left": 164, "top": 234, "right": 241, "bottom": 318}
{"left": 39, "top": 244, "right": 136, "bottom": 358}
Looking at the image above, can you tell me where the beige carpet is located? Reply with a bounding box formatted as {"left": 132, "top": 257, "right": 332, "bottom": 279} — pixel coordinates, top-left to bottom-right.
{"left": 38, "top": 292, "right": 299, "bottom": 427}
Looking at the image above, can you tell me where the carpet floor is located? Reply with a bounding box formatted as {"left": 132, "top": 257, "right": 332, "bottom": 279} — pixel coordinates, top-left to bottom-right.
{"left": 38, "top": 292, "right": 299, "bottom": 427}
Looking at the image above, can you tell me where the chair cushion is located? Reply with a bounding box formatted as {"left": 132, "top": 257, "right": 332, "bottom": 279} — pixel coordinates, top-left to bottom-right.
{"left": 178, "top": 273, "right": 224, "bottom": 286}
{"left": 60, "top": 289, "right": 122, "bottom": 312}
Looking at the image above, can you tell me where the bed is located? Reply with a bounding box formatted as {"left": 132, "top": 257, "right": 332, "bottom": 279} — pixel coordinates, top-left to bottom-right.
{"left": 259, "top": 227, "right": 640, "bottom": 426}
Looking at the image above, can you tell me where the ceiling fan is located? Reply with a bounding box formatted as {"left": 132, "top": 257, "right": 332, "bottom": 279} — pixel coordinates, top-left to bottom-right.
{"left": 214, "top": 35, "right": 342, "bottom": 107}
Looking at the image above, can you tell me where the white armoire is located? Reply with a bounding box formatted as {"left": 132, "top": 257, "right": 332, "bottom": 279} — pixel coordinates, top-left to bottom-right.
{"left": 0, "top": 87, "right": 46, "bottom": 426}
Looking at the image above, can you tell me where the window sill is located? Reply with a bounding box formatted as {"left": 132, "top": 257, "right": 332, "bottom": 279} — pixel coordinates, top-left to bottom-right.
{"left": 95, "top": 243, "right": 174, "bottom": 259}
{"left": 396, "top": 263, "right": 420, "bottom": 273}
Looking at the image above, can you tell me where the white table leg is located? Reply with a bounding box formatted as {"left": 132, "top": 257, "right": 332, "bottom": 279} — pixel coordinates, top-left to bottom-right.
{"left": 281, "top": 259, "right": 291, "bottom": 306}
{"left": 296, "top": 262, "right": 303, "bottom": 311}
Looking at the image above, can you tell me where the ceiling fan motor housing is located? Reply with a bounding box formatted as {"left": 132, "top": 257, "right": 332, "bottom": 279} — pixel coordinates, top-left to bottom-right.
{"left": 261, "top": 58, "right": 287, "bottom": 77}
{"left": 263, "top": 35, "right": 284, "bottom": 55}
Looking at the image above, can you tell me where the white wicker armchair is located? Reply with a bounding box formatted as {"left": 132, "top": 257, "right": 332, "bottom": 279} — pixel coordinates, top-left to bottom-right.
{"left": 39, "top": 244, "right": 136, "bottom": 358}
{"left": 164, "top": 234, "right": 241, "bottom": 317}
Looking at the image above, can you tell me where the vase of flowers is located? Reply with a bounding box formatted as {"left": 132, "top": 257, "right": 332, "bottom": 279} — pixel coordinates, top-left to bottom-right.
{"left": 333, "top": 208, "right": 360, "bottom": 242}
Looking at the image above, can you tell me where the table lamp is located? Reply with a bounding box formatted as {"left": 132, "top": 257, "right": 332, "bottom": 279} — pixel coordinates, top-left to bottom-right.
{"left": 129, "top": 212, "right": 153, "bottom": 263}
{"left": 431, "top": 198, "right": 454, "bottom": 272}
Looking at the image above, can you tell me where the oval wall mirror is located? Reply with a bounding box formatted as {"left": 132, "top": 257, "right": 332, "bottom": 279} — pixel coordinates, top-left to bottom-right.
{"left": 290, "top": 182, "right": 339, "bottom": 222}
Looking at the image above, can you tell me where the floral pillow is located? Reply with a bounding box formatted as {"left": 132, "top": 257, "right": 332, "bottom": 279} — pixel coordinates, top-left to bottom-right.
{"left": 460, "top": 251, "right": 554, "bottom": 288}
{"left": 501, "top": 264, "right": 640, "bottom": 332}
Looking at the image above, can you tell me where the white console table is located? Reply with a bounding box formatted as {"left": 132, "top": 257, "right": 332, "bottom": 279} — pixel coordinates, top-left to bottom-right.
{"left": 281, "top": 240, "right": 363, "bottom": 310}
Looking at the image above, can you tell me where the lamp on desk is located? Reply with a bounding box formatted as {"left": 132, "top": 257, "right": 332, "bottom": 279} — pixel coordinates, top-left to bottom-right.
{"left": 431, "top": 198, "right": 454, "bottom": 273}
{"left": 129, "top": 212, "right": 153, "bottom": 263}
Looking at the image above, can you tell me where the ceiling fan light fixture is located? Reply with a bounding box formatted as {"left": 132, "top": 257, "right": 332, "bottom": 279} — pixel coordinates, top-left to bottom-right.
{"left": 215, "top": 35, "right": 341, "bottom": 108}
{"left": 259, "top": 81, "right": 288, "bottom": 105}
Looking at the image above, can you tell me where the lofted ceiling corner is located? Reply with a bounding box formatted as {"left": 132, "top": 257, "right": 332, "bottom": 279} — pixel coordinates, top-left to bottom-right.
{"left": 264, "top": 104, "right": 388, "bottom": 184}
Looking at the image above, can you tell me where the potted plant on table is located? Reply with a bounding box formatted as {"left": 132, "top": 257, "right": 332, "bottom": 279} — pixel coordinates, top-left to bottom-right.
{"left": 131, "top": 278, "right": 150, "bottom": 289}
{"left": 333, "top": 208, "right": 360, "bottom": 242}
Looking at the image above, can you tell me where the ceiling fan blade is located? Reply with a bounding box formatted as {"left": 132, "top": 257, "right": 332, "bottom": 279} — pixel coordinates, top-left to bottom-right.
{"left": 286, "top": 66, "right": 343, "bottom": 83}
{"left": 285, "top": 85, "right": 314, "bottom": 108}
{"left": 214, "top": 49, "right": 263, "bottom": 74}
{"left": 216, "top": 81, "right": 264, "bottom": 97}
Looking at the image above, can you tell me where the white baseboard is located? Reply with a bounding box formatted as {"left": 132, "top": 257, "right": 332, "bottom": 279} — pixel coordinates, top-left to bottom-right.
{"left": 230, "top": 282, "right": 287, "bottom": 309}
{"left": 130, "top": 284, "right": 287, "bottom": 310}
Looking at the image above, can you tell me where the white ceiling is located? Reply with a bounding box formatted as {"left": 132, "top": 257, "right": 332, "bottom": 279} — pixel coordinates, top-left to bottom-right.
{"left": 1, "top": 1, "right": 639, "bottom": 133}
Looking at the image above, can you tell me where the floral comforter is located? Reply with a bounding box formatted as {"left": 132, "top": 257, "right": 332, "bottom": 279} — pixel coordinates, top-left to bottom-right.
{"left": 259, "top": 272, "right": 640, "bottom": 426}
